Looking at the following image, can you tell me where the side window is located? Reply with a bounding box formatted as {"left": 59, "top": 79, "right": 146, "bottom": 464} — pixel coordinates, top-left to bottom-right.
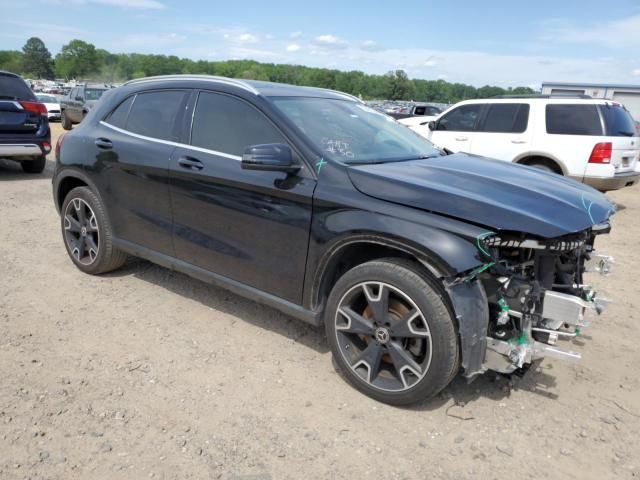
{"left": 480, "top": 103, "right": 530, "bottom": 133}
{"left": 125, "top": 90, "right": 185, "bottom": 141}
{"left": 546, "top": 105, "right": 602, "bottom": 135}
{"left": 191, "top": 91, "right": 286, "bottom": 156}
{"left": 437, "top": 104, "right": 482, "bottom": 131}
{"left": 105, "top": 95, "right": 134, "bottom": 129}
{"left": 69, "top": 88, "right": 76, "bottom": 99}
{"left": 414, "top": 106, "right": 426, "bottom": 115}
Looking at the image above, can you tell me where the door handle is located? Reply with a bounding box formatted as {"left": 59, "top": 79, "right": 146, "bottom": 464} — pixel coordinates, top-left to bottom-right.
{"left": 511, "top": 140, "right": 526, "bottom": 144}
{"left": 455, "top": 136, "right": 468, "bottom": 141}
{"left": 177, "top": 156, "right": 204, "bottom": 170}
{"left": 94, "top": 138, "right": 113, "bottom": 149}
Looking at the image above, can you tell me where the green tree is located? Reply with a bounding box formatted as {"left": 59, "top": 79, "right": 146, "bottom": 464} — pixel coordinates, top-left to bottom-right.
{"left": 384, "top": 70, "right": 415, "bottom": 100}
{"left": 21, "top": 37, "right": 54, "bottom": 79}
{"left": 55, "top": 39, "right": 99, "bottom": 80}
{"left": 0, "top": 50, "right": 23, "bottom": 74}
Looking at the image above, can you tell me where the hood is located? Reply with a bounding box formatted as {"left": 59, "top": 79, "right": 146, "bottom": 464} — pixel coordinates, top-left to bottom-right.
{"left": 347, "top": 153, "right": 615, "bottom": 238}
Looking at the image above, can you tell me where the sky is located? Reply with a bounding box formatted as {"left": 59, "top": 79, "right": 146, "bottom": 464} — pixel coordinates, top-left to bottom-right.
{"left": 1, "top": 0, "right": 640, "bottom": 88}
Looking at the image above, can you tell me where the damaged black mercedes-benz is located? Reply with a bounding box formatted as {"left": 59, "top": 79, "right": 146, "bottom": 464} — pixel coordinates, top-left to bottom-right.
{"left": 52, "top": 78, "right": 616, "bottom": 405}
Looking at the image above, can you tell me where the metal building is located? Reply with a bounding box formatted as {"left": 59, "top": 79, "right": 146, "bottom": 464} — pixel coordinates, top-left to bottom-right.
{"left": 541, "top": 81, "right": 640, "bottom": 119}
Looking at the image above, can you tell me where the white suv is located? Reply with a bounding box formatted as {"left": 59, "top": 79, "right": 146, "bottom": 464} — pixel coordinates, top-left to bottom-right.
{"left": 403, "top": 97, "right": 640, "bottom": 191}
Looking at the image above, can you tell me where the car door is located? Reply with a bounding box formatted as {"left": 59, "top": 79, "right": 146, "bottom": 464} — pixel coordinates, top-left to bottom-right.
{"left": 169, "top": 90, "right": 316, "bottom": 304}
{"left": 469, "top": 103, "right": 532, "bottom": 161}
{"left": 422, "top": 103, "right": 483, "bottom": 153}
{"left": 95, "top": 89, "right": 189, "bottom": 256}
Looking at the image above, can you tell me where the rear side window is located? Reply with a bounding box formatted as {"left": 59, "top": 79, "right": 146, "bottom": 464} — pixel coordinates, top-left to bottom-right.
{"left": 546, "top": 104, "right": 602, "bottom": 135}
{"left": 601, "top": 104, "right": 637, "bottom": 137}
{"left": 191, "top": 91, "right": 285, "bottom": 156}
{"left": 105, "top": 96, "right": 134, "bottom": 129}
{"left": 0, "top": 74, "right": 35, "bottom": 101}
{"left": 480, "top": 103, "right": 529, "bottom": 133}
{"left": 436, "top": 104, "right": 482, "bottom": 131}
{"left": 125, "top": 90, "right": 185, "bottom": 141}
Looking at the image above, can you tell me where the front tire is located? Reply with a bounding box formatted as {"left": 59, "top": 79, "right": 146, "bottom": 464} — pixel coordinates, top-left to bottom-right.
{"left": 61, "top": 110, "right": 72, "bottom": 130}
{"left": 20, "top": 155, "right": 46, "bottom": 173}
{"left": 325, "top": 258, "right": 459, "bottom": 405}
{"left": 61, "top": 186, "right": 127, "bottom": 274}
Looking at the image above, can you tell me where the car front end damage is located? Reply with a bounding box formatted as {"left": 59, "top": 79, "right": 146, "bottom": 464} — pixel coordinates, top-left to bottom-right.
{"left": 447, "top": 222, "right": 613, "bottom": 378}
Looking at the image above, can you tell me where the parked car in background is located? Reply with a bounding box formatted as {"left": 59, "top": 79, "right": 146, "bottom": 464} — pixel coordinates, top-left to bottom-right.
{"left": 0, "top": 70, "right": 51, "bottom": 173}
{"left": 36, "top": 93, "right": 61, "bottom": 121}
{"left": 407, "top": 96, "right": 640, "bottom": 191}
{"left": 53, "top": 75, "right": 614, "bottom": 405}
{"left": 60, "top": 83, "right": 109, "bottom": 130}
{"left": 387, "top": 102, "right": 442, "bottom": 120}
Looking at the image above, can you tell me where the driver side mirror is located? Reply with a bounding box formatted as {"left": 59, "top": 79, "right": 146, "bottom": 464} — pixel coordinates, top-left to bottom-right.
{"left": 241, "top": 143, "right": 301, "bottom": 174}
{"left": 427, "top": 120, "right": 437, "bottom": 131}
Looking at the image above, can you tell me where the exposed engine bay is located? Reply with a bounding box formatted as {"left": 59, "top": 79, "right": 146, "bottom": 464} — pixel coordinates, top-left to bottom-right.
{"left": 450, "top": 222, "right": 613, "bottom": 378}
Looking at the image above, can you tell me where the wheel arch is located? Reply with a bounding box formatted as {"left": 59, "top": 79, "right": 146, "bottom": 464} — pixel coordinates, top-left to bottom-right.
{"left": 513, "top": 152, "right": 567, "bottom": 175}
{"left": 54, "top": 169, "right": 101, "bottom": 214}
{"left": 309, "top": 230, "right": 480, "bottom": 313}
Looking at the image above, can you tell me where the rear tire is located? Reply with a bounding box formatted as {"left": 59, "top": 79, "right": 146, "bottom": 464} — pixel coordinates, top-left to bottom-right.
{"left": 20, "top": 155, "right": 46, "bottom": 174}
{"left": 528, "top": 162, "right": 556, "bottom": 173}
{"left": 325, "top": 258, "right": 459, "bottom": 405}
{"left": 61, "top": 110, "right": 72, "bottom": 130}
{"left": 61, "top": 186, "right": 127, "bottom": 275}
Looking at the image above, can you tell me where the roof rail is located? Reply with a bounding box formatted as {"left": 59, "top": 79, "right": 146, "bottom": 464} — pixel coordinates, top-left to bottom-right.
{"left": 491, "top": 94, "right": 593, "bottom": 99}
{"left": 123, "top": 75, "right": 260, "bottom": 95}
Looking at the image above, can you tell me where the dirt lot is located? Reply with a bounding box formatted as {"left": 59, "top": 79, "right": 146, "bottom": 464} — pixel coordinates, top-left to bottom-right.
{"left": 1, "top": 123, "right": 639, "bottom": 480}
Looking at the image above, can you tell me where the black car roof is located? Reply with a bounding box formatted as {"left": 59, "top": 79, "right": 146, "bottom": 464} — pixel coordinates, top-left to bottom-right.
{"left": 123, "top": 75, "right": 359, "bottom": 101}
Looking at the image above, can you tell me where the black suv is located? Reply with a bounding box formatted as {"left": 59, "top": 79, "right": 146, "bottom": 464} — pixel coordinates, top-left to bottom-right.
{"left": 60, "top": 83, "right": 109, "bottom": 130}
{"left": 52, "top": 75, "right": 615, "bottom": 405}
{"left": 0, "top": 71, "right": 51, "bottom": 173}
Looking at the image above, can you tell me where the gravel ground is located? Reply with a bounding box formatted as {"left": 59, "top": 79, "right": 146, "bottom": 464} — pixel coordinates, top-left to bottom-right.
{"left": 1, "top": 123, "right": 639, "bottom": 479}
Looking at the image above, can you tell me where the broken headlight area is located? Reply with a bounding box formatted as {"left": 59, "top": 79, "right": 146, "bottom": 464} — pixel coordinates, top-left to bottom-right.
{"left": 470, "top": 226, "right": 612, "bottom": 376}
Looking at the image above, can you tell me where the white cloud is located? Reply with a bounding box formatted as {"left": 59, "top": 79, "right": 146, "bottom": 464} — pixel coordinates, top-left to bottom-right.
{"left": 115, "top": 32, "right": 185, "bottom": 49}
{"left": 632, "top": 69, "right": 640, "bottom": 77}
{"left": 290, "top": 31, "right": 302, "bottom": 38}
{"left": 265, "top": 34, "right": 273, "bottom": 40}
{"left": 360, "top": 40, "right": 382, "bottom": 52}
{"left": 314, "top": 34, "right": 348, "bottom": 49}
{"left": 286, "top": 44, "right": 300, "bottom": 52}
{"left": 540, "top": 15, "right": 640, "bottom": 49}
{"left": 237, "top": 33, "right": 258, "bottom": 44}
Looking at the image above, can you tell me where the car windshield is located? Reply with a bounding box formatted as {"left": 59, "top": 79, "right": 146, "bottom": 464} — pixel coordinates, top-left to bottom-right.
{"left": 271, "top": 97, "right": 443, "bottom": 164}
{"left": 37, "top": 95, "right": 58, "bottom": 103}
{"left": 85, "top": 88, "right": 106, "bottom": 101}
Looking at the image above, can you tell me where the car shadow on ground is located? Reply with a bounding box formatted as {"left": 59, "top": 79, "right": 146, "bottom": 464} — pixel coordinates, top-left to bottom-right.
{"left": 105, "top": 258, "right": 563, "bottom": 408}
{"left": 106, "top": 257, "right": 330, "bottom": 354}
{"left": 0, "top": 158, "right": 54, "bottom": 180}
{"left": 406, "top": 361, "right": 560, "bottom": 412}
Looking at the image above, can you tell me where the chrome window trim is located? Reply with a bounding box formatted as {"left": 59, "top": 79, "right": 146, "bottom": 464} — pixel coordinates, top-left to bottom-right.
{"left": 99, "top": 120, "right": 242, "bottom": 161}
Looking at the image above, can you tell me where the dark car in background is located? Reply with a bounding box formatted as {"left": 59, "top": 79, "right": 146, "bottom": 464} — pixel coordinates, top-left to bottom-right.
{"left": 60, "top": 83, "right": 109, "bottom": 130}
{"left": 0, "top": 70, "right": 51, "bottom": 173}
{"left": 53, "top": 75, "right": 614, "bottom": 405}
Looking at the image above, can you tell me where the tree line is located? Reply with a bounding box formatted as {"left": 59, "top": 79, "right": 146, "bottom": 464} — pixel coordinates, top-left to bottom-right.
{"left": 0, "top": 37, "right": 535, "bottom": 102}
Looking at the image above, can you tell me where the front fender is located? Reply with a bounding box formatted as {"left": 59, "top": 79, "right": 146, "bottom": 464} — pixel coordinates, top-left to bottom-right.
{"left": 304, "top": 208, "right": 488, "bottom": 310}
